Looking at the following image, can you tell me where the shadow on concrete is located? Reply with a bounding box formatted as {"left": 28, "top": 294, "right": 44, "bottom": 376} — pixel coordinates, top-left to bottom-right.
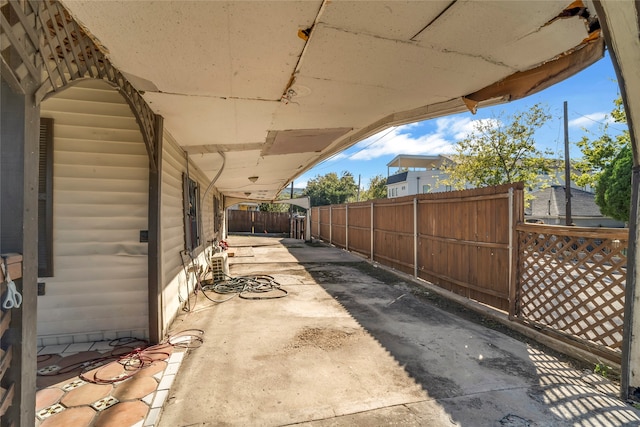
{"left": 283, "top": 238, "right": 640, "bottom": 426}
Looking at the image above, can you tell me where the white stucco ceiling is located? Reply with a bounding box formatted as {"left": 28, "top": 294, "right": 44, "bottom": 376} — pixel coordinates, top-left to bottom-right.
{"left": 62, "top": 0, "right": 603, "bottom": 202}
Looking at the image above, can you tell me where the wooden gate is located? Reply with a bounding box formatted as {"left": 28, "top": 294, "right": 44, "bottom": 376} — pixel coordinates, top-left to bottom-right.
{"left": 227, "top": 210, "right": 290, "bottom": 234}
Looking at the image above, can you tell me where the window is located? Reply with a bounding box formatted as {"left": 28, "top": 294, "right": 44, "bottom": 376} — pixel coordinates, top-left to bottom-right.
{"left": 38, "top": 118, "right": 54, "bottom": 277}
{"left": 422, "top": 184, "right": 431, "bottom": 193}
{"left": 183, "top": 174, "right": 201, "bottom": 251}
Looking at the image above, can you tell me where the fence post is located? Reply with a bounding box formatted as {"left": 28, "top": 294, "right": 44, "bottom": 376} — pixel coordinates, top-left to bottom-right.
{"left": 329, "top": 205, "right": 333, "bottom": 245}
{"left": 508, "top": 187, "right": 516, "bottom": 319}
{"left": 346, "top": 204, "right": 349, "bottom": 251}
{"left": 370, "top": 202, "right": 374, "bottom": 260}
{"left": 414, "top": 197, "right": 418, "bottom": 278}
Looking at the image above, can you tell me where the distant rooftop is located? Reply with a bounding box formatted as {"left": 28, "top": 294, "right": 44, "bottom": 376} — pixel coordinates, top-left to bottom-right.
{"left": 527, "top": 185, "right": 603, "bottom": 217}
{"left": 386, "top": 154, "right": 451, "bottom": 170}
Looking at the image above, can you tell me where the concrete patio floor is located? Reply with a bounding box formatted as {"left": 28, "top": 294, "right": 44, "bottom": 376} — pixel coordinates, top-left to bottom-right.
{"left": 158, "top": 235, "right": 640, "bottom": 426}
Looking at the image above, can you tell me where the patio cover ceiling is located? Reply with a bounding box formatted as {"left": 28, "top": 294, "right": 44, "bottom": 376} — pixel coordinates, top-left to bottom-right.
{"left": 61, "top": 0, "right": 604, "bottom": 204}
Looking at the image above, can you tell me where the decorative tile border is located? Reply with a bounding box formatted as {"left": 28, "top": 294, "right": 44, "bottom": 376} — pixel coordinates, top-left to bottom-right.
{"left": 36, "top": 403, "right": 66, "bottom": 420}
{"left": 37, "top": 365, "right": 60, "bottom": 375}
{"left": 91, "top": 396, "right": 119, "bottom": 411}
{"left": 35, "top": 343, "right": 189, "bottom": 427}
{"left": 62, "top": 379, "right": 87, "bottom": 392}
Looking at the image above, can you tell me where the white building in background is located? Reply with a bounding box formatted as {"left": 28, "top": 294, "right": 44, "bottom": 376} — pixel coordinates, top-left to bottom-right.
{"left": 386, "top": 155, "right": 460, "bottom": 198}
{"left": 386, "top": 155, "right": 595, "bottom": 199}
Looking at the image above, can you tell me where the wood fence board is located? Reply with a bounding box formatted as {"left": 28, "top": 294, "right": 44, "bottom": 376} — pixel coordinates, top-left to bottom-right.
{"left": 228, "top": 210, "right": 290, "bottom": 233}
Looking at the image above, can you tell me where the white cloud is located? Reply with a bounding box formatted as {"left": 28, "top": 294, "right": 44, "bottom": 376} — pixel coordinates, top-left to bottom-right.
{"left": 346, "top": 116, "right": 493, "bottom": 161}
{"left": 568, "top": 112, "right": 611, "bottom": 128}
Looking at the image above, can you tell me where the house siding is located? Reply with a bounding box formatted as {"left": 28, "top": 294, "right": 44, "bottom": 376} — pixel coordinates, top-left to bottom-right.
{"left": 38, "top": 80, "right": 149, "bottom": 344}
{"left": 160, "top": 132, "right": 218, "bottom": 335}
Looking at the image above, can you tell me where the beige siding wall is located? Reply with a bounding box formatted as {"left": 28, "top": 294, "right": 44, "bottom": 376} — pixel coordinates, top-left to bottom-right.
{"left": 159, "top": 133, "right": 184, "bottom": 331}
{"left": 160, "top": 133, "right": 220, "bottom": 334}
{"left": 38, "top": 80, "right": 149, "bottom": 345}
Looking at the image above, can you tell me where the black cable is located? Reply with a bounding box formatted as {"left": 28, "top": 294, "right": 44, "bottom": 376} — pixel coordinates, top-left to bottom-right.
{"left": 204, "top": 274, "right": 288, "bottom": 300}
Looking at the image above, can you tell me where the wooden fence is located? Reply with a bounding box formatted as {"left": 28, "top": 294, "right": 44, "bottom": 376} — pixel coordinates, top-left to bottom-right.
{"left": 311, "top": 184, "right": 630, "bottom": 364}
{"left": 227, "top": 210, "right": 290, "bottom": 234}
{"left": 312, "top": 184, "right": 524, "bottom": 312}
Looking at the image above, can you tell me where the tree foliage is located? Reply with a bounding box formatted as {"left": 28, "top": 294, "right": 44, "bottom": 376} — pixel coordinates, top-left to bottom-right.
{"left": 303, "top": 171, "right": 358, "bottom": 206}
{"left": 596, "top": 144, "right": 632, "bottom": 222}
{"left": 259, "top": 201, "right": 289, "bottom": 212}
{"left": 441, "top": 103, "right": 554, "bottom": 191}
{"left": 574, "top": 97, "right": 630, "bottom": 188}
{"left": 361, "top": 174, "right": 388, "bottom": 201}
{"left": 575, "top": 96, "right": 632, "bottom": 222}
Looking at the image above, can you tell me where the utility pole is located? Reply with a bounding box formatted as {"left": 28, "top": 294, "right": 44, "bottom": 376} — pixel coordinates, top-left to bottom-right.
{"left": 357, "top": 174, "right": 361, "bottom": 202}
{"left": 564, "top": 101, "right": 573, "bottom": 225}
{"left": 290, "top": 181, "right": 294, "bottom": 216}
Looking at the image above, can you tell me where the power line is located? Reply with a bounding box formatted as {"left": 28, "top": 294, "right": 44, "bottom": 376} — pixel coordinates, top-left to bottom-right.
{"left": 570, "top": 109, "right": 628, "bottom": 132}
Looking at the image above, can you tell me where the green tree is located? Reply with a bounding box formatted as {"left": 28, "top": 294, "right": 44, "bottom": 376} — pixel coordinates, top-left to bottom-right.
{"left": 303, "top": 171, "right": 358, "bottom": 206}
{"left": 595, "top": 143, "right": 632, "bottom": 222}
{"left": 259, "top": 201, "right": 289, "bottom": 212}
{"left": 441, "top": 103, "right": 554, "bottom": 191}
{"left": 361, "top": 174, "right": 387, "bottom": 201}
{"left": 259, "top": 189, "right": 305, "bottom": 213}
{"left": 574, "top": 97, "right": 630, "bottom": 188}
{"left": 574, "top": 96, "right": 632, "bottom": 221}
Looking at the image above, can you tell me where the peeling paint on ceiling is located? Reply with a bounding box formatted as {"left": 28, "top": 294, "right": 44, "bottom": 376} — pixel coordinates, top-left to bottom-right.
{"left": 62, "top": 0, "right": 603, "bottom": 202}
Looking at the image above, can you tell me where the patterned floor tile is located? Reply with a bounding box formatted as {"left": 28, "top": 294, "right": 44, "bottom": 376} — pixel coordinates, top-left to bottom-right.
{"left": 39, "top": 406, "right": 96, "bottom": 427}
{"left": 94, "top": 400, "right": 148, "bottom": 427}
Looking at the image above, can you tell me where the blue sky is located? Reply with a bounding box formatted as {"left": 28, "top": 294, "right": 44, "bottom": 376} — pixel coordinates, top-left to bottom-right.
{"left": 294, "top": 52, "right": 626, "bottom": 190}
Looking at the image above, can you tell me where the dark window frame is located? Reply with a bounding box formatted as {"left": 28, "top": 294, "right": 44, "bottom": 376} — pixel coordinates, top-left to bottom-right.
{"left": 183, "top": 173, "right": 201, "bottom": 252}
{"left": 38, "top": 117, "right": 54, "bottom": 277}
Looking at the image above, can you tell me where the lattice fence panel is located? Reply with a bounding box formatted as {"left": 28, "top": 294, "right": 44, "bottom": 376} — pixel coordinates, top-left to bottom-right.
{"left": 517, "top": 225, "right": 627, "bottom": 353}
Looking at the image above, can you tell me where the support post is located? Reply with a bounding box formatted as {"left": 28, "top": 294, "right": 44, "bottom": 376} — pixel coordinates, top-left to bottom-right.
{"left": 508, "top": 188, "right": 516, "bottom": 319}
{"left": 623, "top": 167, "right": 640, "bottom": 398}
{"left": 0, "top": 77, "right": 39, "bottom": 427}
{"left": 17, "top": 81, "right": 39, "bottom": 427}
{"left": 329, "top": 206, "right": 332, "bottom": 245}
{"left": 148, "top": 115, "right": 163, "bottom": 344}
{"left": 345, "top": 204, "right": 349, "bottom": 251}
{"left": 305, "top": 210, "right": 311, "bottom": 241}
{"left": 414, "top": 198, "right": 418, "bottom": 278}
{"left": 370, "top": 202, "right": 374, "bottom": 260}
{"left": 592, "top": 1, "right": 640, "bottom": 400}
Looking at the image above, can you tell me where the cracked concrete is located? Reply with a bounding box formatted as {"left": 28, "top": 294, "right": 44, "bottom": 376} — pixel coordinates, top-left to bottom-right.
{"left": 157, "top": 236, "right": 640, "bottom": 426}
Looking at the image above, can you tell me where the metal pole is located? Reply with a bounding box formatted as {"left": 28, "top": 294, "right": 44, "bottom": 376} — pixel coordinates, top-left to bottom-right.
{"left": 357, "top": 174, "right": 361, "bottom": 202}
{"left": 564, "top": 101, "right": 573, "bottom": 225}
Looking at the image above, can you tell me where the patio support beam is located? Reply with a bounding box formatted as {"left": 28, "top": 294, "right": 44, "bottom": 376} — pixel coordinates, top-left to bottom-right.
{"left": 414, "top": 198, "right": 418, "bottom": 278}
{"left": 371, "top": 202, "right": 374, "bottom": 260}
{"left": 593, "top": 0, "right": 640, "bottom": 400}
{"left": 0, "top": 73, "right": 40, "bottom": 427}
{"left": 148, "top": 115, "right": 164, "bottom": 344}
{"left": 345, "top": 204, "right": 349, "bottom": 251}
{"left": 329, "top": 206, "right": 332, "bottom": 245}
